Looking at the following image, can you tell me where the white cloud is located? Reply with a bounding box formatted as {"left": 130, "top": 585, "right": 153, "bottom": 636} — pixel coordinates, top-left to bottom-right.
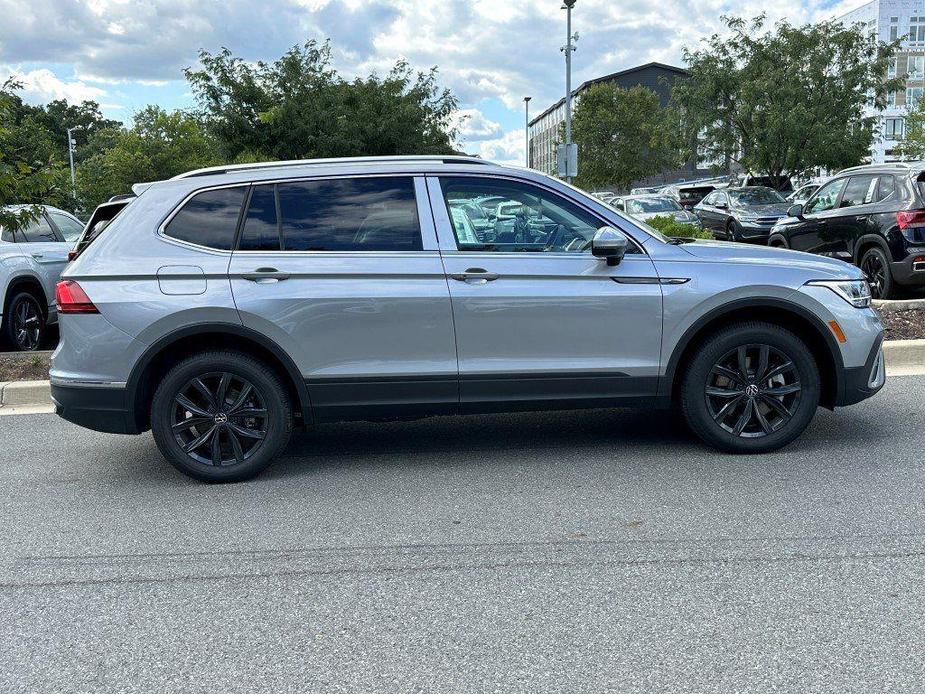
{"left": 453, "top": 108, "right": 503, "bottom": 143}
{"left": 3, "top": 67, "right": 107, "bottom": 104}
{"left": 472, "top": 128, "right": 526, "bottom": 167}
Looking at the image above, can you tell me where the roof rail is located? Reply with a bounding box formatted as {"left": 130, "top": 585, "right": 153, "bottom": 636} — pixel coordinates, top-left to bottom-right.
{"left": 837, "top": 160, "right": 925, "bottom": 175}
{"left": 172, "top": 155, "right": 493, "bottom": 180}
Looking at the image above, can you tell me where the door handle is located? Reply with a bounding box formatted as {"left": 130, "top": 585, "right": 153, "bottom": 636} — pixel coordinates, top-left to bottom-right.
{"left": 242, "top": 267, "right": 291, "bottom": 283}
{"left": 450, "top": 268, "right": 500, "bottom": 283}
{"left": 31, "top": 252, "right": 44, "bottom": 259}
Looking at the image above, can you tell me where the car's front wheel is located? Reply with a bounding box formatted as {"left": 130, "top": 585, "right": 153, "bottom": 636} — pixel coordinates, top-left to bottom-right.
{"left": 680, "top": 322, "right": 820, "bottom": 453}
{"left": 151, "top": 351, "right": 292, "bottom": 482}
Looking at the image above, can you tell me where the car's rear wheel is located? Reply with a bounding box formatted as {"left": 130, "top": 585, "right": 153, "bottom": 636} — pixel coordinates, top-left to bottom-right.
{"left": 151, "top": 351, "right": 292, "bottom": 482}
{"left": 859, "top": 246, "right": 894, "bottom": 300}
{"left": 680, "top": 322, "right": 820, "bottom": 453}
{"left": 3, "top": 291, "right": 45, "bottom": 351}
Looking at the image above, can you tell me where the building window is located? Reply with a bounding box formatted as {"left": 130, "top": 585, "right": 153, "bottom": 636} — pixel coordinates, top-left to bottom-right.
{"left": 885, "top": 117, "right": 905, "bottom": 139}
{"left": 889, "top": 58, "right": 897, "bottom": 77}
{"left": 909, "top": 55, "right": 925, "bottom": 77}
{"left": 907, "top": 86, "right": 923, "bottom": 107}
{"left": 891, "top": 25, "right": 899, "bottom": 41}
{"left": 888, "top": 90, "right": 897, "bottom": 106}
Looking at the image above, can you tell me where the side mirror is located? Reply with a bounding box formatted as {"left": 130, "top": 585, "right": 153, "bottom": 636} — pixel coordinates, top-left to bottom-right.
{"left": 787, "top": 203, "right": 804, "bottom": 219}
{"left": 592, "top": 226, "right": 628, "bottom": 266}
{"left": 714, "top": 200, "right": 727, "bottom": 209}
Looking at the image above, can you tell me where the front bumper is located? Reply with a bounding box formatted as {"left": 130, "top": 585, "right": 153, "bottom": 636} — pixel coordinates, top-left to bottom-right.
{"left": 51, "top": 383, "right": 140, "bottom": 435}
{"left": 836, "top": 333, "right": 886, "bottom": 407}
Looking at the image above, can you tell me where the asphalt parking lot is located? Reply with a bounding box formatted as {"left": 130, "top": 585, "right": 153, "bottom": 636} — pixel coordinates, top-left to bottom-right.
{"left": 3, "top": 375, "right": 925, "bottom": 693}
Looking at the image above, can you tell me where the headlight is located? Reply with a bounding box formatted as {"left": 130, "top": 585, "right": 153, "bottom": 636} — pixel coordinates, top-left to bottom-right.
{"left": 806, "top": 279, "right": 872, "bottom": 308}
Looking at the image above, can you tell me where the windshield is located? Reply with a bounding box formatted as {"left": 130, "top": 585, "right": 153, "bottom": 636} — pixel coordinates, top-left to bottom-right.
{"left": 729, "top": 188, "right": 785, "bottom": 206}
{"left": 626, "top": 198, "right": 682, "bottom": 214}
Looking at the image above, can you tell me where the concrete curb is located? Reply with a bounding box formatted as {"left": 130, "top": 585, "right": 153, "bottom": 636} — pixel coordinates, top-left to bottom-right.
{"left": 2, "top": 340, "right": 924, "bottom": 413}
{"left": 0, "top": 380, "right": 52, "bottom": 408}
{"left": 873, "top": 298, "right": 925, "bottom": 313}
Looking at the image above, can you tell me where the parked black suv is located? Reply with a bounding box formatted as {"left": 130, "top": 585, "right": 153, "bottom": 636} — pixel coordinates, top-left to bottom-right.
{"left": 769, "top": 163, "right": 925, "bottom": 298}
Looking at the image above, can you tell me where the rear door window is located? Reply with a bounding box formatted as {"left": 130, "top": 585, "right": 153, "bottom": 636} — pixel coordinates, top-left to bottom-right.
{"left": 164, "top": 187, "right": 247, "bottom": 250}
{"left": 838, "top": 175, "right": 877, "bottom": 208}
{"left": 238, "top": 185, "right": 281, "bottom": 251}
{"left": 19, "top": 216, "right": 58, "bottom": 243}
{"left": 277, "top": 177, "right": 421, "bottom": 252}
{"left": 874, "top": 175, "right": 896, "bottom": 202}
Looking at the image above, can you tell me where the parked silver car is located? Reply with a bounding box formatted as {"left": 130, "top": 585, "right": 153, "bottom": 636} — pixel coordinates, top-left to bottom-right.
{"left": 612, "top": 195, "right": 703, "bottom": 228}
{"left": 1, "top": 205, "right": 83, "bottom": 350}
{"left": 52, "top": 156, "right": 885, "bottom": 482}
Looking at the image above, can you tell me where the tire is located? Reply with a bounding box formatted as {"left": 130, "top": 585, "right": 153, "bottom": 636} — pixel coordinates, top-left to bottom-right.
{"left": 151, "top": 351, "right": 292, "bottom": 483}
{"left": 2, "top": 291, "right": 45, "bottom": 351}
{"left": 680, "top": 322, "right": 820, "bottom": 454}
{"left": 859, "top": 246, "right": 894, "bottom": 300}
{"left": 768, "top": 234, "right": 789, "bottom": 249}
{"left": 725, "top": 220, "right": 741, "bottom": 242}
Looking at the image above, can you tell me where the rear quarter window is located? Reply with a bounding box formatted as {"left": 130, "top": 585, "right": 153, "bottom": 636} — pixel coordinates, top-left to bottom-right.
{"left": 164, "top": 187, "right": 247, "bottom": 250}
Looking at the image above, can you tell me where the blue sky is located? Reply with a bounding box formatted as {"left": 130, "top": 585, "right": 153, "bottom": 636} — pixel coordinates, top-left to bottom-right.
{"left": 1, "top": 0, "right": 862, "bottom": 164}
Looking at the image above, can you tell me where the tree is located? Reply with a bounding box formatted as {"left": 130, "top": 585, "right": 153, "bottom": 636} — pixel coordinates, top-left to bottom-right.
{"left": 896, "top": 101, "right": 925, "bottom": 159}
{"left": 185, "top": 40, "right": 459, "bottom": 161}
{"left": 77, "top": 106, "right": 220, "bottom": 210}
{"left": 570, "top": 83, "right": 684, "bottom": 190}
{"left": 672, "top": 15, "right": 900, "bottom": 187}
{"left": 0, "top": 79, "right": 67, "bottom": 231}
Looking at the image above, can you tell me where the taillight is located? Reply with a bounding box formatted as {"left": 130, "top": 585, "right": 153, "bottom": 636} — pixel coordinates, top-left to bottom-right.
{"left": 896, "top": 210, "right": 925, "bottom": 229}
{"left": 55, "top": 280, "right": 98, "bottom": 314}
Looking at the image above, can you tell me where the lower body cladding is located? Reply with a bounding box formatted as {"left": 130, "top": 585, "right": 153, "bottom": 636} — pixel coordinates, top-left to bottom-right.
{"left": 52, "top": 357, "right": 884, "bottom": 436}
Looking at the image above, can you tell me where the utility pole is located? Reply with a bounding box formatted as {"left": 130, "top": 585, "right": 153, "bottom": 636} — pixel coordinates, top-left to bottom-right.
{"left": 559, "top": 0, "right": 578, "bottom": 182}
{"left": 66, "top": 126, "right": 78, "bottom": 202}
{"left": 524, "top": 96, "right": 531, "bottom": 167}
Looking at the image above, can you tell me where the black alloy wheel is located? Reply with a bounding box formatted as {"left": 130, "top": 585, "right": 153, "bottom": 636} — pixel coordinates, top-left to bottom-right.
{"left": 151, "top": 351, "right": 292, "bottom": 482}
{"left": 860, "top": 247, "right": 892, "bottom": 300}
{"left": 705, "top": 344, "right": 801, "bottom": 438}
{"left": 172, "top": 372, "right": 269, "bottom": 467}
{"left": 7, "top": 293, "right": 44, "bottom": 351}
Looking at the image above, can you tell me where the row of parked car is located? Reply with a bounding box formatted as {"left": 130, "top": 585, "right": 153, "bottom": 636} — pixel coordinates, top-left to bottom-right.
{"left": 596, "top": 162, "right": 925, "bottom": 299}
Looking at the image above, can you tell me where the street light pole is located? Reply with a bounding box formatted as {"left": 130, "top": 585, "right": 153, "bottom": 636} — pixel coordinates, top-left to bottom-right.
{"left": 561, "top": 0, "right": 577, "bottom": 182}
{"left": 524, "top": 96, "right": 531, "bottom": 167}
{"left": 66, "top": 126, "right": 77, "bottom": 201}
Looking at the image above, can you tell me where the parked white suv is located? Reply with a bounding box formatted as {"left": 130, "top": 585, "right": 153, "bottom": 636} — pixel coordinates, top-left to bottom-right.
{"left": 1, "top": 205, "right": 83, "bottom": 350}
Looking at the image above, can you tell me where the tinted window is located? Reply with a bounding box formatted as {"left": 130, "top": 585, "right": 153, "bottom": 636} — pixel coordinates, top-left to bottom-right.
{"left": 1, "top": 228, "right": 14, "bottom": 243}
{"left": 440, "top": 176, "right": 629, "bottom": 253}
{"left": 19, "top": 216, "right": 58, "bottom": 243}
{"left": 164, "top": 187, "right": 247, "bottom": 250}
{"left": 805, "top": 178, "right": 847, "bottom": 214}
{"left": 277, "top": 177, "right": 421, "bottom": 251}
{"left": 48, "top": 211, "right": 84, "bottom": 242}
{"left": 729, "top": 188, "right": 785, "bottom": 205}
{"left": 875, "top": 175, "right": 896, "bottom": 202}
{"left": 839, "top": 175, "right": 877, "bottom": 208}
{"left": 239, "top": 185, "right": 280, "bottom": 251}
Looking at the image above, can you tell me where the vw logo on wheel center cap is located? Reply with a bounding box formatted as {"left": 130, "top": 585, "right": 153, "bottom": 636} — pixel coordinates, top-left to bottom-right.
{"left": 213, "top": 412, "right": 228, "bottom": 424}
{"left": 745, "top": 384, "right": 760, "bottom": 398}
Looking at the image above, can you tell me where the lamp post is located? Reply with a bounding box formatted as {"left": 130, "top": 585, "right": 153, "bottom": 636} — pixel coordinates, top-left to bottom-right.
{"left": 66, "top": 126, "right": 78, "bottom": 201}
{"left": 560, "top": 0, "right": 578, "bottom": 182}
{"left": 524, "top": 96, "right": 531, "bottom": 167}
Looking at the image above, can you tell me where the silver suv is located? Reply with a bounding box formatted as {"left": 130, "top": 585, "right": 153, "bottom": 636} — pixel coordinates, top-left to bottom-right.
{"left": 2, "top": 205, "right": 83, "bottom": 350}
{"left": 51, "top": 157, "right": 886, "bottom": 482}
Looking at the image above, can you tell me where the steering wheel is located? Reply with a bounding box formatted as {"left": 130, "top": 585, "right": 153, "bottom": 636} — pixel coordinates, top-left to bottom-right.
{"left": 543, "top": 223, "right": 566, "bottom": 251}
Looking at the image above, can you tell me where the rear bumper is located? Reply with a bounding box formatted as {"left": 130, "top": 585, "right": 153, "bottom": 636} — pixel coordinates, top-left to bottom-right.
{"left": 890, "top": 251, "right": 925, "bottom": 287}
{"left": 836, "top": 334, "right": 886, "bottom": 407}
{"left": 50, "top": 383, "right": 140, "bottom": 435}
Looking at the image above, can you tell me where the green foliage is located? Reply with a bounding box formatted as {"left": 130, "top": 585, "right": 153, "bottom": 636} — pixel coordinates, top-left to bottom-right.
{"left": 0, "top": 79, "right": 67, "bottom": 231}
{"left": 896, "top": 101, "right": 925, "bottom": 159}
{"left": 645, "top": 214, "right": 714, "bottom": 240}
{"left": 77, "top": 106, "right": 221, "bottom": 210}
{"left": 571, "top": 84, "right": 684, "bottom": 190}
{"left": 672, "top": 15, "right": 900, "bottom": 185}
{"left": 185, "top": 40, "right": 459, "bottom": 161}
